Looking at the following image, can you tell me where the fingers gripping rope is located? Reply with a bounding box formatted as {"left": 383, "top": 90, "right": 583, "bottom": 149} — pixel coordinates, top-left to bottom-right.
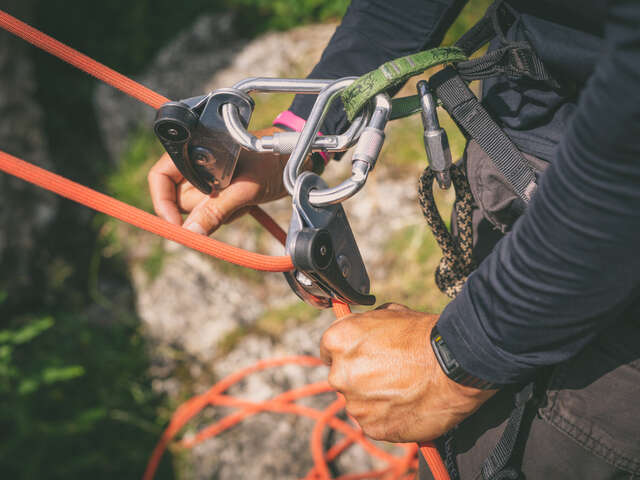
{"left": 0, "top": 8, "right": 450, "bottom": 480}
{"left": 0, "top": 151, "right": 294, "bottom": 272}
{"left": 0, "top": 146, "right": 442, "bottom": 479}
{"left": 142, "top": 355, "right": 421, "bottom": 480}
{"left": 142, "top": 302, "right": 447, "bottom": 480}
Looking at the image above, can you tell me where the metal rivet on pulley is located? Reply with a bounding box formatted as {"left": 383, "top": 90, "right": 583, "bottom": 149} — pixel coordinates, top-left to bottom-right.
{"left": 337, "top": 255, "right": 351, "bottom": 278}
{"left": 192, "top": 147, "right": 215, "bottom": 166}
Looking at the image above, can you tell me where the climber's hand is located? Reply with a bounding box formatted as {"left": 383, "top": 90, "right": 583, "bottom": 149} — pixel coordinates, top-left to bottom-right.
{"left": 148, "top": 126, "right": 289, "bottom": 235}
{"left": 320, "top": 303, "right": 497, "bottom": 443}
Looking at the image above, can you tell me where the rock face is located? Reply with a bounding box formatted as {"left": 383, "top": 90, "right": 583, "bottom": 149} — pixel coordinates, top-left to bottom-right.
{"left": 0, "top": 1, "right": 57, "bottom": 296}
{"left": 95, "top": 14, "right": 243, "bottom": 164}
{"left": 95, "top": 18, "right": 426, "bottom": 480}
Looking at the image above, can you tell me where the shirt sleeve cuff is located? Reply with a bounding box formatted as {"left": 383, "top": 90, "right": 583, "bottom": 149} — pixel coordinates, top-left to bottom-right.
{"left": 436, "top": 282, "right": 538, "bottom": 385}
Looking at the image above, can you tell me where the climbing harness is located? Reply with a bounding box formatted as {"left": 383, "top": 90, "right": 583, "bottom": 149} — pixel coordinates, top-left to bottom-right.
{"left": 0, "top": 0, "right": 554, "bottom": 477}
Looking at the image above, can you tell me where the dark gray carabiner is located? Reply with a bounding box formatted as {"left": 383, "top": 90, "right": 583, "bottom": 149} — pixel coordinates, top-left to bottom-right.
{"left": 417, "top": 80, "right": 452, "bottom": 190}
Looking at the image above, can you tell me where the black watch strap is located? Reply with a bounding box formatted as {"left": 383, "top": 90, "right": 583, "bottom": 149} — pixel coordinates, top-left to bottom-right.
{"left": 430, "top": 326, "right": 501, "bottom": 390}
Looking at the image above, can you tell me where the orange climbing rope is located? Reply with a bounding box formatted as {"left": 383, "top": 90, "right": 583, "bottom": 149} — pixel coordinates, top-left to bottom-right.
{"left": 0, "top": 150, "right": 293, "bottom": 272}
{"left": 0, "top": 9, "right": 449, "bottom": 480}
{"left": 0, "top": 10, "right": 168, "bottom": 109}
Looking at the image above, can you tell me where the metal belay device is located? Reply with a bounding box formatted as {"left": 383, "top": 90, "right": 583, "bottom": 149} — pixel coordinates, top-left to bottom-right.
{"left": 153, "top": 76, "right": 392, "bottom": 307}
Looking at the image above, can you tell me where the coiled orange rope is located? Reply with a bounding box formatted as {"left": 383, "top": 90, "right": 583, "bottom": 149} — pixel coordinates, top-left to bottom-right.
{"left": 0, "top": 9, "right": 449, "bottom": 480}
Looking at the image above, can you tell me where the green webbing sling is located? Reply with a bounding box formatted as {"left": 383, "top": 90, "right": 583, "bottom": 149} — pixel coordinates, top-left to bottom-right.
{"left": 388, "top": 94, "right": 422, "bottom": 121}
{"left": 341, "top": 46, "right": 467, "bottom": 121}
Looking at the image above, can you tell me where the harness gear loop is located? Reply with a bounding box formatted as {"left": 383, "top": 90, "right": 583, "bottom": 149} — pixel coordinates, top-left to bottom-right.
{"left": 418, "top": 164, "right": 475, "bottom": 298}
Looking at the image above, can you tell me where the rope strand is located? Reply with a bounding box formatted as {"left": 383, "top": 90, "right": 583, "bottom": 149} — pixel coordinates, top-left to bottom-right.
{"left": 0, "top": 150, "right": 293, "bottom": 272}
{"left": 0, "top": 10, "right": 168, "bottom": 109}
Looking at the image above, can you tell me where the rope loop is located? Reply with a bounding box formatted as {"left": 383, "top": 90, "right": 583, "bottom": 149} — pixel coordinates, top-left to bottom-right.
{"left": 418, "top": 164, "right": 476, "bottom": 298}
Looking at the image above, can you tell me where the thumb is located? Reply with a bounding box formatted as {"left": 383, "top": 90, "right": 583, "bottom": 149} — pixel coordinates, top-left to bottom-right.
{"left": 182, "top": 182, "right": 254, "bottom": 235}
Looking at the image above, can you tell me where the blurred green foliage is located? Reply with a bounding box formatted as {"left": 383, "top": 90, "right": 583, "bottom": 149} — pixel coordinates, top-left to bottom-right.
{"left": 107, "top": 129, "right": 164, "bottom": 213}
{"left": 0, "top": 295, "right": 172, "bottom": 479}
{"left": 231, "top": 0, "right": 349, "bottom": 32}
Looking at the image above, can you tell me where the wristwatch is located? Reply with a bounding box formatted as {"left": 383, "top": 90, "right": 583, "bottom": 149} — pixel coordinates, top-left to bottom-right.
{"left": 430, "top": 326, "right": 501, "bottom": 390}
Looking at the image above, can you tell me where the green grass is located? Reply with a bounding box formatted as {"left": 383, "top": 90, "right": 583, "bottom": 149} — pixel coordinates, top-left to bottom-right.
{"left": 218, "top": 326, "right": 253, "bottom": 356}
{"left": 142, "top": 240, "right": 168, "bottom": 280}
{"left": 107, "top": 128, "right": 164, "bottom": 212}
{"left": 103, "top": 128, "right": 171, "bottom": 287}
{"left": 217, "top": 302, "right": 320, "bottom": 354}
{"left": 256, "top": 302, "right": 319, "bottom": 337}
{"left": 249, "top": 93, "right": 297, "bottom": 131}
{"left": 442, "top": 0, "right": 493, "bottom": 46}
{"left": 375, "top": 223, "right": 451, "bottom": 313}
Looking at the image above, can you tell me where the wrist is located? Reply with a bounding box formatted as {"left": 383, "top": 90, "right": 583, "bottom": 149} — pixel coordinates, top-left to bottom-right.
{"left": 430, "top": 325, "right": 502, "bottom": 390}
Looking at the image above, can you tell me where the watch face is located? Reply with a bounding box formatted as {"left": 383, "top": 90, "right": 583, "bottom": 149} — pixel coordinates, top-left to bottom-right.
{"left": 431, "top": 327, "right": 499, "bottom": 390}
{"left": 432, "top": 333, "right": 460, "bottom": 372}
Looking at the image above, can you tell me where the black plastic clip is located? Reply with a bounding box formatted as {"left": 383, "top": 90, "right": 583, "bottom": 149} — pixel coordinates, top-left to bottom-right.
{"left": 153, "top": 89, "right": 254, "bottom": 194}
{"left": 285, "top": 172, "right": 375, "bottom": 306}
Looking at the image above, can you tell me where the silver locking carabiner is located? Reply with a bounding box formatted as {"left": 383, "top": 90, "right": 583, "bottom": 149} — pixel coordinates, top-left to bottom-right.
{"left": 221, "top": 77, "right": 371, "bottom": 156}
{"left": 155, "top": 78, "right": 374, "bottom": 195}
{"left": 282, "top": 78, "right": 391, "bottom": 206}
{"left": 417, "top": 80, "right": 452, "bottom": 190}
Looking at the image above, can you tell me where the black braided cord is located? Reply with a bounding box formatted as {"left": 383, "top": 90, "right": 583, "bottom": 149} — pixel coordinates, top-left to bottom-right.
{"left": 442, "top": 428, "right": 461, "bottom": 480}
{"left": 418, "top": 164, "right": 476, "bottom": 298}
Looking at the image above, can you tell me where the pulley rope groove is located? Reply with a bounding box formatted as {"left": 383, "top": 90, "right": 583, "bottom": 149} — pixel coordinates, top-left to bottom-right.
{"left": 0, "top": 8, "right": 449, "bottom": 480}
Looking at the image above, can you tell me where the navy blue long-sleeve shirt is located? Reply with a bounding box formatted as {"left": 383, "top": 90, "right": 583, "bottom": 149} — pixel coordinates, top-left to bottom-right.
{"left": 289, "top": 0, "right": 640, "bottom": 384}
